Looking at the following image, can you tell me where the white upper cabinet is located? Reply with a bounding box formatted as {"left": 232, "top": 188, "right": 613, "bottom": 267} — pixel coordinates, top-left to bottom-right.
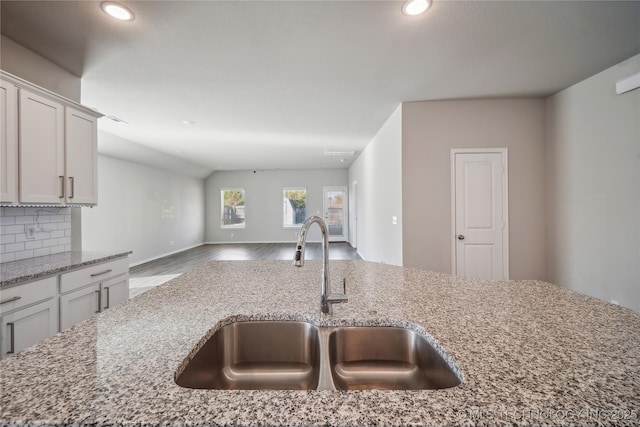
{"left": 0, "top": 79, "right": 18, "bottom": 204}
{"left": 65, "top": 108, "right": 98, "bottom": 204}
{"left": 19, "top": 89, "right": 65, "bottom": 204}
{"left": 0, "top": 71, "right": 102, "bottom": 206}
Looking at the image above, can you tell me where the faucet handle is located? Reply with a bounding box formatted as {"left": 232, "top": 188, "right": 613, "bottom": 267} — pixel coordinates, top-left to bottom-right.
{"left": 327, "top": 293, "right": 348, "bottom": 304}
{"left": 327, "top": 278, "right": 348, "bottom": 305}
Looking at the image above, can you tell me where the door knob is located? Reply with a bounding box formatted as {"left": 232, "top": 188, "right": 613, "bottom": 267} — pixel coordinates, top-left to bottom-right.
{"left": 457, "top": 234, "right": 465, "bottom": 240}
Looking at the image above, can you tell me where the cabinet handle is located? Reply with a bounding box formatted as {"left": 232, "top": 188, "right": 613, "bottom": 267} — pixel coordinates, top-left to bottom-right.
{"left": 95, "top": 290, "right": 101, "bottom": 313}
{"left": 7, "top": 322, "right": 15, "bottom": 354}
{"left": 0, "top": 296, "right": 21, "bottom": 305}
{"left": 59, "top": 176, "right": 65, "bottom": 198}
{"left": 68, "top": 176, "right": 75, "bottom": 199}
{"left": 90, "top": 269, "right": 112, "bottom": 277}
{"left": 104, "top": 287, "right": 110, "bottom": 309}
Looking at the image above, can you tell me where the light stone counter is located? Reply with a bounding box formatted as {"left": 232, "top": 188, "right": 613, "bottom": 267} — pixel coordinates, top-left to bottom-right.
{"left": 0, "top": 251, "right": 132, "bottom": 288}
{"left": 0, "top": 260, "right": 638, "bottom": 426}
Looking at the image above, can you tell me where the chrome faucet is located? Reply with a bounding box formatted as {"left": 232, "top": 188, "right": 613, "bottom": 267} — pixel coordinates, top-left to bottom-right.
{"left": 294, "top": 216, "right": 347, "bottom": 315}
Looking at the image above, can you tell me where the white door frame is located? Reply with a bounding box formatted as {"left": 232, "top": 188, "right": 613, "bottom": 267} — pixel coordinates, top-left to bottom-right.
{"left": 450, "top": 148, "right": 509, "bottom": 279}
{"left": 323, "top": 185, "right": 348, "bottom": 242}
{"left": 350, "top": 181, "right": 357, "bottom": 248}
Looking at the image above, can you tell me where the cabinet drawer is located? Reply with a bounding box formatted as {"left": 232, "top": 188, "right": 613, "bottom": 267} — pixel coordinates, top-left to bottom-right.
{"left": 0, "top": 276, "right": 57, "bottom": 314}
{"left": 60, "top": 257, "right": 129, "bottom": 294}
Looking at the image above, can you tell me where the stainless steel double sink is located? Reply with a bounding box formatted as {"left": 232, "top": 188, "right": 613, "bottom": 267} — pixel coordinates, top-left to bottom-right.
{"left": 175, "top": 320, "right": 462, "bottom": 391}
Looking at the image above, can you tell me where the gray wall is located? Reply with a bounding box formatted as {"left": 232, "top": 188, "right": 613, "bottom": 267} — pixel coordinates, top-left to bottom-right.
{"left": 205, "top": 169, "right": 347, "bottom": 243}
{"left": 0, "top": 35, "right": 81, "bottom": 102}
{"left": 546, "top": 54, "right": 640, "bottom": 311}
{"left": 82, "top": 155, "right": 205, "bottom": 265}
{"left": 402, "top": 99, "right": 547, "bottom": 280}
{"left": 347, "top": 105, "right": 403, "bottom": 265}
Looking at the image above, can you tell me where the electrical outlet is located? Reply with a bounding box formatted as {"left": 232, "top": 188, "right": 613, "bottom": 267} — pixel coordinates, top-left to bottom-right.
{"left": 169, "top": 240, "right": 174, "bottom": 247}
{"left": 27, "top": 226, "right": 36, "bottom": 239}
{"left": 611, "top": 300, "right": 620, "bottom": 306}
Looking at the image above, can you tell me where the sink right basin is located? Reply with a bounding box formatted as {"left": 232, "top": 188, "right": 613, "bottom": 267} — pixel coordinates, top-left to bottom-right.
{"left": 328, "top": 326, "right": 461, "bottom": 390}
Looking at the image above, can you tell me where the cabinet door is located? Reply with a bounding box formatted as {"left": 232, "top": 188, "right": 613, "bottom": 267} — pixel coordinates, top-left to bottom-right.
{"left": 65, "top": 107, "right": 98, "bottom": 204}
{"left": 60, "top": 283, "right": 100, "bottom": 331}
{"left": 19, "top": 89, "right": 65, "bottom": 204}
{"left": 102, "top": 274, "right": 129, "bottom": 310}
{"left": 0, "top": 80, "right": 18, "bottom": 204}
{"left": 0, "top": 298, "right": 58, "bottom": 360}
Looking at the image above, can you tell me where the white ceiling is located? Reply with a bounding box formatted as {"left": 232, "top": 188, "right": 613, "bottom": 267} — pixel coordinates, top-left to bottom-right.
{"left": 2, "top": 1, "right": 639, "bottom": 178}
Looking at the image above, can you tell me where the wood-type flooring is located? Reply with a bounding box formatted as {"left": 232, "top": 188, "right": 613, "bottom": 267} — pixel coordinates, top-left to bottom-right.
{"left": 128, "top": 243, "right": 359, "bottom": 297}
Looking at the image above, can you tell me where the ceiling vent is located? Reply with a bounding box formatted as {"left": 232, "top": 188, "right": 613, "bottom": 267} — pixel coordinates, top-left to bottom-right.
{"left": 105, "top": 115, "right": 129, "bottom": 124}
{"left": 324, "top": 150, "right": 357, "bottom": 157}
{"left": 615, "top": 72, "right": 640, "bottom": 95}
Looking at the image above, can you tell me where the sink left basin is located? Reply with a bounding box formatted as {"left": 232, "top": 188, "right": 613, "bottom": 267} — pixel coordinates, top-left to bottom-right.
{"left": 175, "top": 321, "right": 321, "bottom": 390}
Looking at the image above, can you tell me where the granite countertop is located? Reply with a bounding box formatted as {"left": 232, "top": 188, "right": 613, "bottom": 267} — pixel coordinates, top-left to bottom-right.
{"left": 0, "top": 251, "right": 132, "bottom": 287}
{"left": 0, "top": 260, "right": 638, "bottom": 426}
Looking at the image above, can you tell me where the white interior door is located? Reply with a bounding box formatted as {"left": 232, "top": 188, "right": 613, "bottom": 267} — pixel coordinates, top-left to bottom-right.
{"left": 323, "top": 186, "right": 348, "bottom": 242}
{"left": 451, "top": 149, "right": 509, "bottom": 280}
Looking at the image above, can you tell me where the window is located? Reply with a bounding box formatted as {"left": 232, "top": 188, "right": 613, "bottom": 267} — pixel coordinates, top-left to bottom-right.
{"left": 283, "top": 188, "right": 306, "bottom": 227}
{"left": 221, "top": 189, "right": 245, "bottom": 228}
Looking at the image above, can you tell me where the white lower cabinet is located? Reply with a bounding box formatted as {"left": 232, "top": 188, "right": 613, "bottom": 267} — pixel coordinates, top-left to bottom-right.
{"left": 101, "top": 274, "right": 129, "bottom": 311}
{"left": 0, "top": 276, "right": 58, "bottom": 360}
{"left": 59, "top": 272, "right": 129, "bottom": 332}
{"left": 59, "top": 283, "right": 101, "bottom": 331}
{"left": 59, "top": 258, "right": 129, "bottom": 332}
{"left": 1, "top": 256, "right": 129, "bottom": 358}
{"left": 1, "top": 298, "right": 58, "bottom": 360}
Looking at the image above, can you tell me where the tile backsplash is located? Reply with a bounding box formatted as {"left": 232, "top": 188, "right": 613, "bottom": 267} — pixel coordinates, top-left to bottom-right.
{"left": 0, "top": 207, "right": 72, "bottom": 263}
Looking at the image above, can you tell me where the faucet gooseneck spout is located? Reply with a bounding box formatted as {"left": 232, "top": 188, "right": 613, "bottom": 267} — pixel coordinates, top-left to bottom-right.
{"left": 294, "top": 216, "right": 347, "bottom": 315}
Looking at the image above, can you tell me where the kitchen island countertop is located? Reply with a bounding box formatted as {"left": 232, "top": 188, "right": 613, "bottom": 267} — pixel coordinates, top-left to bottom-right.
{"left": 0, "top": 251, "right": 132, "bottom": 288}
{"left": 0, "top": 260, "right": 638, "bottom": 426}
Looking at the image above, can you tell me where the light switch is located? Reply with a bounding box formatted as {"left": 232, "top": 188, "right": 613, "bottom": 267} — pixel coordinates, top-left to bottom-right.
{"left": 392, "top": 216, "right": 398, "bottom": 225}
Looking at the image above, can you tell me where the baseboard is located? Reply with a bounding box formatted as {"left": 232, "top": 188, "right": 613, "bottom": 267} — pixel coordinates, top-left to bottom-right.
{"left": 204, "top": 240, "right": 322, "bottom": 245}
{"left": 129, "top": 243, "right": 205, "bottom": 267}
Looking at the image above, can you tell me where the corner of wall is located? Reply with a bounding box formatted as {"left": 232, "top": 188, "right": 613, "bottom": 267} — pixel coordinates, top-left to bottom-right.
{"left": 543, "top": 53, "right": 640, "bottom": 311}
{"left": 1, "top": 35, "right": 81, "bottom": 102}
{"left": 401, "top": 99, "right": 547, "bottom": 279}
{"left": 348, "top": 104, "right": 403, "bottom": 266}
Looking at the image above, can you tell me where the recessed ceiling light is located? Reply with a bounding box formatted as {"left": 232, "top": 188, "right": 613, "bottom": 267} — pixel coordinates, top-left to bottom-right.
{"left": 181, "top": 120, "right": 196, "bottom": 125}
{"left": 101, "top": 2, "right": 135, "bottom": 21}
{"left": 402, "top": 0, "right": 431, "bottom": 16}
